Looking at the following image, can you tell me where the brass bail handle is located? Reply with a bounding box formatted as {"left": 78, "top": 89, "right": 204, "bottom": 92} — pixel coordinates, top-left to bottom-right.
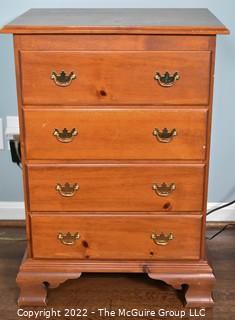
{"left": 152, "top": 182, "right": 176, "bottom": 197}
{"left": 53, "top": 128, "right": 78, "bottom": 143}
{"left": 153, "top": 128, "right": 177, "bottom": 143}
{"left": 51, "top": 70, "right": 76, "bottom": 87}
{"left": 56, "top": 182, "right": 80, "bottom": 197}
{"left": 151, "top": 232, "right": 174, "bottom": 246}
{"left": 57, "top": 232, "right": 80, "bottom": 245}
{"left": 154, "top": 71, "right": 180, "bottom": 87}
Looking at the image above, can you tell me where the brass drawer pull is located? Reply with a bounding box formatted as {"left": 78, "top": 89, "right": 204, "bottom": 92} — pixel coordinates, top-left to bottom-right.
{"left": 151, "top": 232, "right": 174, "bottom": 246}
{"left": 153, "top": 128, "right": 177, "bottom": 143}
{"left": 56, "top": 183, "right": 79, "bottom": 197}
{"left": 58, "top": 232, "right": 80, "bottom": 245}
{"left": 154, "top": 71, "right": 180, "bottom": 87}
{"left": 53, "top": 128, "right": 78, "bottom": 143}
{"left": 152, "top": 183, "right": 176, "bottom": 197}
{"left": 51, "top": 70, "right": 76, "bottom": 87}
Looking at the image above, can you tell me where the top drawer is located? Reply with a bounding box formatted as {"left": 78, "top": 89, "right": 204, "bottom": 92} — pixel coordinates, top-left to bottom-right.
{"left": 20, "top": 51, "right": 211, "bottom": 106}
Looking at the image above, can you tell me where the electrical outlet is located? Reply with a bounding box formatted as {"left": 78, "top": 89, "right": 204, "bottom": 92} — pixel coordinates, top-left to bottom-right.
{"left": 0, "top": 118, "right": 3, "bottom": 150}
{"left": 5, "top": 116, "right": 19, "bottom": 140}
{"left": 5, "top": 116, "right": 19, "bottom": 150}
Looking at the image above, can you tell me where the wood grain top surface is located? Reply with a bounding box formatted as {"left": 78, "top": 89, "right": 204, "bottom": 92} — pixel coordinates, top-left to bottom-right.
{"left": 1, "top": 8, "right": 229, "bottom": 34}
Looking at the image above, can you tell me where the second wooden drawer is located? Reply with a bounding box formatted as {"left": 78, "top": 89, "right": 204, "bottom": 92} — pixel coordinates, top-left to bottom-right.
{"left": 27, "top": 164, "right": 204, "bottom": 212}
{"left": 24, "top": 109, "right": 207, "bottom": 160}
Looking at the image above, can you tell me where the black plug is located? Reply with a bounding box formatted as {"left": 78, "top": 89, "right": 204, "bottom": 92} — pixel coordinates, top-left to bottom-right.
{"left": 9, "top": 139, "right": 21, "bottom": 167}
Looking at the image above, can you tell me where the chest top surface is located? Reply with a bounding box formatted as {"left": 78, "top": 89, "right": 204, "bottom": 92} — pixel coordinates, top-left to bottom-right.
{"left": 0, "top": 8, "right": 229, "bottom": 34}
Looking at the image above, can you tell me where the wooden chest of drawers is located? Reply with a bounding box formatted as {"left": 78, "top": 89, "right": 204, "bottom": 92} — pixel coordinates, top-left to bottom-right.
{"left": 1, "top": 8, "right": 229, "bottom": 307}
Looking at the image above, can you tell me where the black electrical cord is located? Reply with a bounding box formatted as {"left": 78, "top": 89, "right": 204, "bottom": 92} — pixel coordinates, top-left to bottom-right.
{"left": 206, "top": 223, "right": 235, "bottom": 240}
{"left": 206, "top": 201, "right": 235, "bottom": 240}
{"left": 17, "top": 141, "right": 22, "bottom": 169}
{"left": 16, "top": 141, "right": 22, "bottom": 169}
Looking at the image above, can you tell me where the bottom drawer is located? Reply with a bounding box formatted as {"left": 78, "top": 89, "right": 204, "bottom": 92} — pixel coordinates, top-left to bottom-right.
{"left": 31, "top": 214, "right": 202, "bottom": 260}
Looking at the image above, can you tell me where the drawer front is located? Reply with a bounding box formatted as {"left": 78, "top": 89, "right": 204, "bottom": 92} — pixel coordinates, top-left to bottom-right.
{"left": 28, "top": 164, "right": 204, "bottom": 212}
{"left": 21, "top": 51, "right": 211, "bottom": 106}
{"left": 24, "top": 109, "right": 207, "bottom": 160}
{"left": 31, "top": 214, "right": 202, "bottom": 260}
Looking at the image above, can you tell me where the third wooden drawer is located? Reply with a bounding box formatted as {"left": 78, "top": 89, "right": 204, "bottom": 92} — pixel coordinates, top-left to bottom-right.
{"left": 27, "top": 164, "right": 205, "bottom": 212}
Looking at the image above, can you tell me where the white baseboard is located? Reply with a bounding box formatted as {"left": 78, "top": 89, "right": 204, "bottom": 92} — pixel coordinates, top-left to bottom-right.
{"left": 206, "top": 202, "right": 235, "bottom": 221}
{"left": 0, "top": 202, "right": 25, "bottom": 220}
{"left": 0, "top": 201, "right": 234, "bottom": 221}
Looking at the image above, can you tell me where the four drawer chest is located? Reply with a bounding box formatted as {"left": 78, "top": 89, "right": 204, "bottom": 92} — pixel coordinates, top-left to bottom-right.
{"left": 1, "top": 8, "right": 229, "bottom": 307}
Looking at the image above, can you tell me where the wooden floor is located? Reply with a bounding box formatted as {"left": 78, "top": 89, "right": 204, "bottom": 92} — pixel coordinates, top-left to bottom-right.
{"left": 0, "top": 223, "right": 234, "bottom": 320}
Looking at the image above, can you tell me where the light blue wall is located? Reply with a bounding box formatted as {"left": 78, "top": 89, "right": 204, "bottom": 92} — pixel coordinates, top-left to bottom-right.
{"left": 0, "top": 0, "right": 234, "bottom": 202}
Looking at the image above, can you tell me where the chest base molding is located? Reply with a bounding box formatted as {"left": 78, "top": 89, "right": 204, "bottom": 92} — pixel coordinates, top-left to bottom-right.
{"left": 17, "top": 249, "right": 215, "bottom": 308}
